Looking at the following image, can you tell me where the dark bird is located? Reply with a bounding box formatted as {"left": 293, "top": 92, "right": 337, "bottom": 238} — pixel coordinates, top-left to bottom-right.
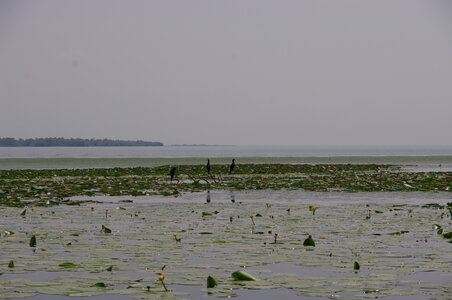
{"left": 170, "top": 167, "right": 176, "bottom": 182}
{"left": 206, "top": 159, "right": 211, "bottom": 174}
{"left": 229, "top": 159, "right": 236, "bottom": 174}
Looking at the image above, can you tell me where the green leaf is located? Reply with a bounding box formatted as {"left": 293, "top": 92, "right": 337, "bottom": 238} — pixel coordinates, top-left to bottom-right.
{"left": 29, "top": 235, "right": 36, "bottom": 247}
{"left": 101, "top": 225, "right": 112, "bottom": 234}
{"left": 8, "top": 260, "right": 14, "bottom": 268}
{"left": 58, "top": 262, "right": 78, "bottom": 268}
{"left": 202, "top": 212, "right": 213, "bottom": 217}
{"left": 207, "top": 276, "right": 218, "bottom": 288}
{"left": 92, "top": 282, "right": 107, "bottom": 287}
{"left": 303, "top": 235, "right": 316, "bottom": 247}
{"left": 443, "top": 232, "right": 452, "bottom": 239}
{"left": 354, "top": 261, "right": 360, "bottom": 270}
{"left": 20, "top": 209, "right": 26, "bottom": 216}
{"left": 106, "top": 266, "right": 113, "bottom": 271}
{"left": 231, "top": 271, "right": 257, "bottom": 281}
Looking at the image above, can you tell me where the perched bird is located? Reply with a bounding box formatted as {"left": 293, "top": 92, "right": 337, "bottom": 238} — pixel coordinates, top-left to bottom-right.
{"left": 206, "top": 159, "right": 211, "bottom": 174}
{"left": 170, "top": 167, "right": 176, "bottom": 182}
{"left": 229, "top": 159, "right": 236, "bottom": 174}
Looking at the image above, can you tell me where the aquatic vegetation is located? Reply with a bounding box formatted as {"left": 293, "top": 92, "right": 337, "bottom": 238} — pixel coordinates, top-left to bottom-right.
{"left": 0, "top": 165, "right": 451, "bottom": 299}
{"left": 443, "top": 232, "right": 452, "bottom": 239}
{"left": 0, "top": 164, "right": 450, "bottom": 207}
{"left": 303, "top": 235, "right": 316, "bottom": 247}
{"left": 206, "top": 276, "right": 218, "bottom": 288}
{"left": 308, "top": 205, "right": 318, "bottom": 215}
{"left": 91, "top": 282, "right": 107, "bottom": 288}
{"left": 58, "top": 262, "right": 78, "bottom": 268}
{"left": 172, "top": 233, "right": 181, "bottom": 243}
{"left": 157, "top": 275, "right": 168, "bottom": 292}
{"left": 29, "top": 235, "right": 36, "bottom": 247}
{"left": 101, "top": 225, "right": 111, "bottom": 234}
{"left": 231, "top": 271, "right": 257, "bottom": 281}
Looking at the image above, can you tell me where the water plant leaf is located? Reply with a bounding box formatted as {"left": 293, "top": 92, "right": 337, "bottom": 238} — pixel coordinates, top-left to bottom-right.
{"left": 442, "top": 232, "right": 452, "bottom": 239}
{"left": 207, "top": 276, "right": 218, "bottom": 288}
{"left": 303, "top": 236, "right": 316, "bottom": 247}
{"left": 101, "top": 225, "right": 112, "bottom": 233}
{"left": 354, "top": 262, "right": 360, "bottom": 270}
{"left": 231, "top": 271, "right": 257, "bottom": 281}
{"left": 106, "top": 266, "right": 113, "bottom": 271}
{"left": 58, "top": 262, "right": 78, "bottom": 268}
{"left": 91, "top": 282, "right": 107, "bottom": 287}
{"left": 8, "top": 260, "right": 14, "bottom": 268}
{"left": 29, "top": 235, "right": 36, "bottom": 247}
{"left": 202, "top": 212, "right": 213, "bottom": 217}
{"left": 20, "top": 209, "right": 26, "bottom": 216}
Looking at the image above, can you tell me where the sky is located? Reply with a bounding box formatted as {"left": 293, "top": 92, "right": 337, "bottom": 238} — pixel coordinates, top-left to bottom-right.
{"left": 0, "top": 0, "right": 451, "bottom": 146}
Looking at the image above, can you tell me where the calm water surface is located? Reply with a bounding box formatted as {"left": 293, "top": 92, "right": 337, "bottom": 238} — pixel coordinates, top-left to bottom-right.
{"left": 0, "top": 145, "right": 451, "bottom": 170}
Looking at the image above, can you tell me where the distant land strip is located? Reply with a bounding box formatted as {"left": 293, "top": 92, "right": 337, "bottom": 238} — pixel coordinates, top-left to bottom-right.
{"left": 0, "top": 137, "right": 163, "bottom": 147}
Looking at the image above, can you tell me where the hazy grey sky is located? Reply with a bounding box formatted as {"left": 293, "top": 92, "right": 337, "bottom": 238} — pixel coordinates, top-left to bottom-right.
{"left": 1, "top": 0, "right": 451, "bottom": 145}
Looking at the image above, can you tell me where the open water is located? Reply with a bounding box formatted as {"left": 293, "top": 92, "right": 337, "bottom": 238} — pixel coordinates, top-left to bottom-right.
{"left": 0, "top": 145, "right": 451, "bottom": 170}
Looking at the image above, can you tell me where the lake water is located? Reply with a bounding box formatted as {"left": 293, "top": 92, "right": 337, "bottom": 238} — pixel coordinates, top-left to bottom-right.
{"left": 0, "top": 145, "right": 451, "bottom": 170}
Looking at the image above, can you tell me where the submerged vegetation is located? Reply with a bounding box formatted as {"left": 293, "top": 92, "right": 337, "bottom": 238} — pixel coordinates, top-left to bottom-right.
{"left": 0, "top": 164, "right": 450, "bottom": 207}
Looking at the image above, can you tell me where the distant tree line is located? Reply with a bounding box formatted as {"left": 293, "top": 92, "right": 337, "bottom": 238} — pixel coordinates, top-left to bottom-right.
{"left": 0, "top": 137, "right": 163, "bottom": 147}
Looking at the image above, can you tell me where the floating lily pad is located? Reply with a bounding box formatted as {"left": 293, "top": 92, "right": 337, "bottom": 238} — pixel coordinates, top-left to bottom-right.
{"left": 231, "top": 271, "right": 258, "bottom": 281}
{"left": 58, "top": 262, "right": 78, "bottom": 268}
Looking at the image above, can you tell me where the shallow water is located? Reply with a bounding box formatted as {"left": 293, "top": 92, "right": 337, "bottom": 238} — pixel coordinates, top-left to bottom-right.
{"left": 2, "top": 145, "right": 452, "bottom": 159}
{"left": 1, "top": 145, "right": 452, "bottom": 171}
{"left": 1, "top": 190, "right": 451, "bottom": 299}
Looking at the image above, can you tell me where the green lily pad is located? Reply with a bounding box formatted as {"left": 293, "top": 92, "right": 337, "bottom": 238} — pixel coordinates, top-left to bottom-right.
{"left": 58, "top": 262, "right": 78, "bottom": 268}
{"left": 91, "top": 282, "right": 107, "bottom": 287}
{"left": 442, "top": 232, "right": 452, "bottom": 239}
{"left": 231, "top": 271, "right": 258, "bottom": 281}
